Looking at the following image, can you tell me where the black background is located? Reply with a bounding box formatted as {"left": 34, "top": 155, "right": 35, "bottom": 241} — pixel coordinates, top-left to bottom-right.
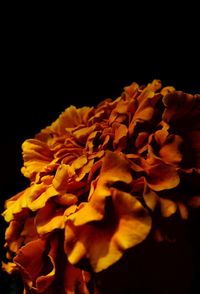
{"left": 0, "top": 5, "right": 199, "bottom": 293}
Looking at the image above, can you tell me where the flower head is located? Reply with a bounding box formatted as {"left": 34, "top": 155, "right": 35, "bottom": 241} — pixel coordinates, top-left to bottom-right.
{"left": 2, "top": 80, "right": 200, "bottom": 293}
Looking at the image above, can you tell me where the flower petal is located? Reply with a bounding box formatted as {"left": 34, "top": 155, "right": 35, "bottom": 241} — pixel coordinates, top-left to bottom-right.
{"left": 14, "top": 238, "right": 57, "bottom": 292}
{"left": 50, "top": 106, "right": 93, "bottom": 135}
{"left": 52, "top": 164, "right": 75, "bottom": 193}
{"left": 68, "top": 151, "right": 133, "bottom": 226}
{"left": 21, "top": 139, "right": 53, "bottom": 179}
{"left": 35, "top": 201, "right": 65, "bottom": 234}
{"left": 188, "top": 196, "right": 200, "bottom": 208}
{"left": 111, "top": 188, "right": 151, "bottom": 251}
{"left": 35, "top": 238, "right": 57, "bottom": 292}
{"left": 162, "top": 91, "right": 200, "bottom": 124}
{"left": 64, "top": 263, "right": 91, "bottom": 294}
{"left": 158, "top": 134, "right": 183, "bottom": 165}
{"left": 14, "top": 239, "right": 46, "bottom": 287}
{"left": 160, "top": 198, "right": 177, "bottom": 217}
{"left": 113, "top": 123, "right": 128, "bottom": 150}
{"left": 144, "top": 159, "right": 180, "bottom": 191}
{"left": 2, "top": 183, "right": 48, "bottom": 222}
{"left": 65, "top": 189, "right": 151, "bottom": 272}
{"left": 28, "top": 185, "right": 59, "bottom": 211}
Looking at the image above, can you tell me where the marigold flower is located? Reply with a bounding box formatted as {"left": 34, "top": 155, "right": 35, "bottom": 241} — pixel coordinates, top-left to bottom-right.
{"left": 2, "top": 80, "right": 200, "bottom": 293}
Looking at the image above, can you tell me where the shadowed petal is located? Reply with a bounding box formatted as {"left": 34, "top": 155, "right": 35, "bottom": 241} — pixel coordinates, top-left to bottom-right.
{"left": 65, "top": 189, "right": 151, "bottom": 272}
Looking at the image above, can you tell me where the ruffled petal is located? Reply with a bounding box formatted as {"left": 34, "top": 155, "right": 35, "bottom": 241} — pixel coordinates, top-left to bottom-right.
{"left": 35, "top": 201, "right": 65, "bottom": 235}
{"left": 65, "top": 189, "right": 151, "bottom": 272}
{"left": 162, "top": 91, "right": 200, "bottom": 124}
{"left": 21, "top": 139, "right": 53, "bottom": 179}
{"left": 14, "top": 238, "right": 57, "bottom": 293}
{"left": 159, "top": 134, "right": 183, "bottom": 165}
{"left": 49, "top": 106, "right": 93, "bottom": 135}
{"left": 64, "top": 263, "right": 91, "bottom": 294}
{"left": 143, "top": 159, "right": 180, "bottom": 191}
{"left": 3, "top": 183, "right": 47, "bottom": 222}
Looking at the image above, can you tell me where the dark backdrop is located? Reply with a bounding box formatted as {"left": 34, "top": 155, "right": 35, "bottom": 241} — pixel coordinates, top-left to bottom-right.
{"left": 0, "top": 7, "right": 199, "bottom": 293}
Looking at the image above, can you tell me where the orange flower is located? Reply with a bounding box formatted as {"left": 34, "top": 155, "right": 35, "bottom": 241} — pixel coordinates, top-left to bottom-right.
{"left": 2, "top": 80, "right": 200, "bottom": 293}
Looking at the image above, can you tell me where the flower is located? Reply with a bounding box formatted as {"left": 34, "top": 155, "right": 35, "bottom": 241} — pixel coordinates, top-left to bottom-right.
{"left": 2, "top": 80, "right": 200, "bottom": 293}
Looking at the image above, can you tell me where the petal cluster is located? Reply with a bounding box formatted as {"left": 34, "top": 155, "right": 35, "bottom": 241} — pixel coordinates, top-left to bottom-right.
{"left": 2, "top": 80, "right": 200, "bottom": 293}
